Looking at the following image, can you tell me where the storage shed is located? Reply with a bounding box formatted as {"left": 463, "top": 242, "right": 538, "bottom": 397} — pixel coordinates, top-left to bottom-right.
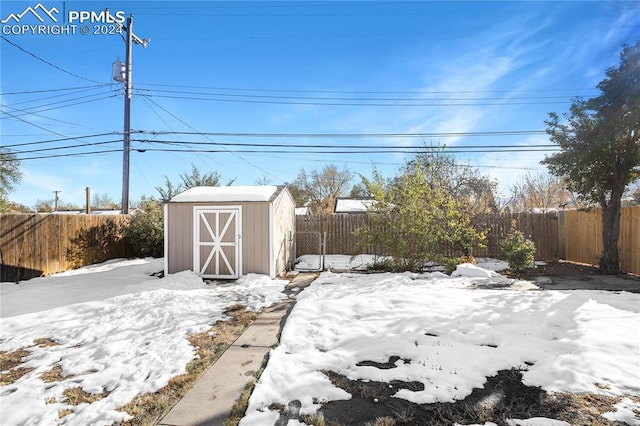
{"left": 164, "top": 185, "right": 295, "bottom": 279}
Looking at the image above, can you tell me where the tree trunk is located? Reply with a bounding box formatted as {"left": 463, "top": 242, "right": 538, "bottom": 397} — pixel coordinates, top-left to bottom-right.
{"left": 599, "top": 195, "right": 622, "bottom": 274}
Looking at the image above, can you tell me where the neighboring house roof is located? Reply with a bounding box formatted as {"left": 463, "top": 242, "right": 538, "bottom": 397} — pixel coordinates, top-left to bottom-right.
{"left": 334, "top": 198, "right": 376, "bottom": 213}
{"left": 295, "top": 207, "right": 310, "bottom": 215}
{"left": 530, "top": 207, "right": 560, "bottom": 213}
{"left": 170, "top": 185, "right": 283, "bottom": 203}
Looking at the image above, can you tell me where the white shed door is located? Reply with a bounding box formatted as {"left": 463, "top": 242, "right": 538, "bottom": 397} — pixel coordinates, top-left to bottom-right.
{"left": 193, "top": 206, "right": 242, "bottom": 279}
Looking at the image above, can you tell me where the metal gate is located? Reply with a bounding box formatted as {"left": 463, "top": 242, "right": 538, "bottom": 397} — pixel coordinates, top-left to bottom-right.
{"left": 193, "top": 206, "right": 241, "bottom": 279}
{"left": 294, "top": 231, "right": 325, "bottom": 272}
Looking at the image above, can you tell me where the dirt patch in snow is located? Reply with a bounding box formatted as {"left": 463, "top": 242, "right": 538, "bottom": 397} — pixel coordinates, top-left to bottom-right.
{"left": 505, "top": 261, "right": 640, "bottom": 293}
{"left": 510, "top": 261, "right": 603, "bottom": 278}
{"left": 299, "top": 368, "right": 626, "bottom": 426}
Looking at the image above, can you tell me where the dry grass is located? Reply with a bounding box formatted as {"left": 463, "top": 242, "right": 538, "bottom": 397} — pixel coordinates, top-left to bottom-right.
{"left": 0, "top": 347, "right": 30, "bottom": 371}
{"left": 39, "top": 364, "right": 65, "bottom": 382}
{"left": 0, "top": 367, "right": 35, "bottom": 385}
{"left": 366, "top": 417, "right": 396, "bottom": 426}
{"left": 224, "top": 378, "right": 258, "bottom": 426}
{"left": 542, "top": 392, "right": 623, "bottom": 425}
{"left": 299, "top": 413, "right": 327, "bottom": 426}
{"left": 62, "top": 387, "right": 110, "bottom": 405}
{"left": 0, "top": 347, "right": 33, "bottom": 385}
{"left": 57, "top": 387, "right": 110, "bottom": 419}
{"left": 33, "top": 338, "right": 60, "bottom": 347}
{"left": 117, "top": 305, "right": 258, "bottom": 426}
{"left": 58, "top": 408, "right": 73, "bottom": 419}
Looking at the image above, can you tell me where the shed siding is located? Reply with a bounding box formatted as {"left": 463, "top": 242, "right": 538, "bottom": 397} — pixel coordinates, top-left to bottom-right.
{"left": 167, "top": 203, "right": 194, "bottom": 274}
{"left": 271, "top": 190, "right": 296, "bottom": 276}
{"left": 166, "top": 201, "right": 270, "bottom": 276}
{"left": 241, "top": 202, "right": 270, "bottom": 275}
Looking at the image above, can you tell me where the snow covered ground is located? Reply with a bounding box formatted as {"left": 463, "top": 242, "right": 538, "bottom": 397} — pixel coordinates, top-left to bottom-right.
{"left": 3, "top": 257, "right": 639, "bottom": 425}
{"left": 242, "top": 264, "right": 640, "bottom": 425}
{"left": 0, "top": 258, "right": 288, "bottom": 425}
{"left": 296, "top": 254, "right": 510, "bottom": 272}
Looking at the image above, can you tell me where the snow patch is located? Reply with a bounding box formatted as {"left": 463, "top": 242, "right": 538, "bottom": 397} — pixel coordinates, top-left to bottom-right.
{"left": 170, "top": 185, "right": 277, "bottom": 202}
{"left": 0, "top": 259, "right": 288, "bottom": 425}
{"left": 507, "top": 419, "right": 571, "bottom": 426}
{"left": 242, "top": 271, "right": 640, "bottom": 425}
{"left": 602, "top": 397, "right": 640, "bottom": 425}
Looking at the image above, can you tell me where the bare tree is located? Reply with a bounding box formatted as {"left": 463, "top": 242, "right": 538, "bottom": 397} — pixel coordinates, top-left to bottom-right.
{"left": 35, "top": 199, "right": 54, "bottom": 213}
{"left": 92, "top": 193, "right": 119, "bottom": 209}
{"left": 510, "top": 173, "right": 574, "bottom": 212}
{"left": 287, "top": 165, "right": 353, "bottom": 213}
{"left": 0, "top": 148, "right": 23, "bottom": 212}
{"left": 254, "top": 174, "right": 273, "bottom": 185}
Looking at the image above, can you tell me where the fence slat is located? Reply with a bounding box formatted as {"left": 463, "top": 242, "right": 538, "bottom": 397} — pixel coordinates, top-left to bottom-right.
{"left": 295, "top": 208, "right": 639, "bottom": 275}
{"left": 1, "top": 214, "right": 133, "bottom": 282}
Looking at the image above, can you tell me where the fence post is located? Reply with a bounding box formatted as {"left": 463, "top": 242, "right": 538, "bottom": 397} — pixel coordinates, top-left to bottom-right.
{"left": 557, "top": 211, "right": 566, "bottom": 260}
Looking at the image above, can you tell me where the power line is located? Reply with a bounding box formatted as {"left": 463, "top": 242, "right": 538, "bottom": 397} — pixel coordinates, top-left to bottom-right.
{"left": 135, "top": 92, "right": 572, "bottom": 107}
{"left": 135, "top": 82, "right": 599, "bottom": 96}
{"left": 245, "top": 152, "right": 546, "bottom": 170}
{"left": 135, "top": 139, "right": 557, "bottom": 150}
{"left": 5, "top": 85, "right": 115, "bottom": 107}
{"left": 0, "top": 84, "right": 110, "bottom": 96}
{"left": 0, "top": 103, "right": 84, "bottom": 127}
{"left": 1, "top": 36, "right": 106, "bottom": 84}
{"left": 10, "top": 139, "right": 122, "bottom": 155}
{"left": 1, "top": 132, "right": 121, "bottom": 148}
{"left": 136, "top": 147, "right": 557, "bottom": 154}
{"left": 133, "top": 87, "right": 579, "bottom": 102}
{"left": 140, "top": 96, "right": 286, "bottom": 183}
{"left": 3, "top": 141, "right": 559, "bottom": 156}
{"left": 5, "top": 145, "right": 558, "bottom": 161}
{"left": 0, "top": 92, "right": 119, "bottom": 118}
{"left": 3, "top": 149, "right": 122, "bottom": 161}
{"left": 2, "top": 129, "right": 550, "bottom": 150}
{"left": 0, "top": 108, "right": 75, "bottom": 139}
{"left": 138, "top": 130, "right": 547, "bottom": 138}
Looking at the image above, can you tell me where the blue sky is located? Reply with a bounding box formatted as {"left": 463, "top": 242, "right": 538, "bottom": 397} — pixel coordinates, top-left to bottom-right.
{"left": 1, "top": 1, "right": 639, "bottom": 209}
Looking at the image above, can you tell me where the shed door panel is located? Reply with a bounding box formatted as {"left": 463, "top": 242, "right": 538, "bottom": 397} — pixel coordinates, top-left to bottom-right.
{"left": 194, "top": 207, "right": 242, "bottom": 279}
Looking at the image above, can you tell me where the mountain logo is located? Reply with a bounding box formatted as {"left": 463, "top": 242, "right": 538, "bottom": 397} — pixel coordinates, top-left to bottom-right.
{"left": 2, "top": 3, "right": 59, "bottom": 24}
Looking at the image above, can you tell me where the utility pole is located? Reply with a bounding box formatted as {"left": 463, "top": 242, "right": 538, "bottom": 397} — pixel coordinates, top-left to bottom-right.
{"left": 53, "top": 190, "right": 61, "bottom": 211}
{"left": 85, "top": 187, "right": 91, "bottom": 214}
{"left": 117, "top": 14, "right": 149, "bottom": 214}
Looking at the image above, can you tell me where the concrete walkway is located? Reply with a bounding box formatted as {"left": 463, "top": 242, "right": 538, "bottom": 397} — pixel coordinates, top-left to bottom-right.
{"left": 159, "top": 273, "right": 317, "bottom": 426}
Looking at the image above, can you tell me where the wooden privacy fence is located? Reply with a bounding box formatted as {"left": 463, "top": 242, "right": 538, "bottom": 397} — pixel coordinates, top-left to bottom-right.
{"left": 296, "top": 208, "right": 640, "bottom": 274}
{"left": 296, "top": 212, "right": 560, "bottom": 261}
{"left": 1, "top": 214, "right": 133, "bottom": 282}
{"left": 563, "top": 207, "right": 640, "bottom": 274}
{"left": 3, "top": 208, "right": 637, "bottom": 282}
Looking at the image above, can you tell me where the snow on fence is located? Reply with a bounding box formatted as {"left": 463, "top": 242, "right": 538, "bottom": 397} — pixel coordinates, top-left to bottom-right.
{"left": 0, "top": 214, "right": 133, "bottom": 282}
{"left": 296, "top": 208, "right": 640, "bottom": 275}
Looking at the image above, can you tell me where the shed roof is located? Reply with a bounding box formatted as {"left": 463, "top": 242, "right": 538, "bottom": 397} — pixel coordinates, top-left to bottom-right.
{"left": 334, "top": 198, "right": 375, "bottom": 213}
{"left": 170, "top": 185, "right": 280, "bottom": 203}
